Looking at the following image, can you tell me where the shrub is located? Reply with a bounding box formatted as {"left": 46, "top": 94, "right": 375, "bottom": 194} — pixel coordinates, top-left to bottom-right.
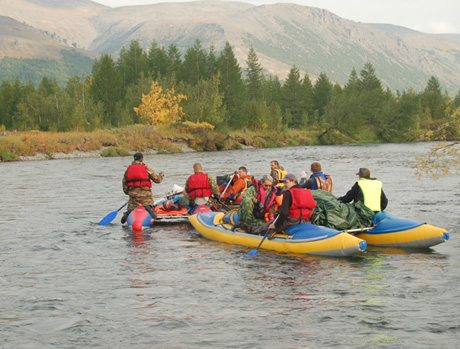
{"left": 157, "top": 140, "right": 182, "bottom": 154}
{"left": 101, "top": 146, "right": 131, "bottom": 157}
{"left": 213, "top": 134, "right": 226, "bottom": 151}
{"left": 176, "top": 121, "right": 215, "bottom": 133}
{"left": 0, "top": 143, "right": 18, "bottom": 161}
{"left": 252, "top": 137, "right": 268, "bottom": 148}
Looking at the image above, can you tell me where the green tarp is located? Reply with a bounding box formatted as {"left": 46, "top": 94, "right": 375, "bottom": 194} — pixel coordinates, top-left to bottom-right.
{"left": 311, "top": 190, "right": 374, "bottom": 230}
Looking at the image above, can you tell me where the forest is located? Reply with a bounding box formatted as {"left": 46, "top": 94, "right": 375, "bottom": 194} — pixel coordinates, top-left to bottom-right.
{"left": 1, "top": 39, "right": 460, "bottom": 146}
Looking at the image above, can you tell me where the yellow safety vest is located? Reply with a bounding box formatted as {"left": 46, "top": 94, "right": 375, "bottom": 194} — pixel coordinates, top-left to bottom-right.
{"left": 273, "top": 168, "right": 288, "bottom": 187}
{"left": 357, "top": 178, "right": 383, "bottom": 212}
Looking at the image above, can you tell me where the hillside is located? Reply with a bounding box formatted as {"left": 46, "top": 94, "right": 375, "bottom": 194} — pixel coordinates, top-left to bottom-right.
{"left": 0, "top": 15, "right": 96, "bottom": 85}
{"left": 1, "top": 0, "right": 459, "bottom": 91}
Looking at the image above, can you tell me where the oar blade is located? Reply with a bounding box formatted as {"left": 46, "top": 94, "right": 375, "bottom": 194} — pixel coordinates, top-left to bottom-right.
{"left": 98, "top": 211, "right": 118, "bottom": 226}
{"left": 247, "top": 249, "right": 258, "bottom": 256}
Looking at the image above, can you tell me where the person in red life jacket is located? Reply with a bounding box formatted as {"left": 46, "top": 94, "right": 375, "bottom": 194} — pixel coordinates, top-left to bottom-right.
{"left": 220, "top": 166, "right": 253, "bottom": 202}
{"left": 268, "top": 173, "right": 316, "bottom": 232}
{"left": 121, "top": 152, "right": 164, "bottom": 223}
{"left": 237, "top": 175, "right": 279, "bottom": 234}
{"left": 299, "top": 162, "right": 333, "bottom": 193}
{"left": 179, "top": 163, "right": 220, "bottom": 208}
{"left": 338, "top": 168, "right": 388, "bottom": 212}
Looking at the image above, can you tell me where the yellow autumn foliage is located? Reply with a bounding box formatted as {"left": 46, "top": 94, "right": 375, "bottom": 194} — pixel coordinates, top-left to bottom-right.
{"left": 415, "top": 102, "right": 460, "bottom": 179}
{"left": 179, "top": 121, "right": 215, "bottom": 132}
{"left": 134, "top": 81, "right": 187, "bottom": 126}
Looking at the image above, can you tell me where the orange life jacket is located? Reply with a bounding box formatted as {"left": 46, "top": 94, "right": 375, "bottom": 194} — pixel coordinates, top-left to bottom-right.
{"left": 313, "top": 174, "right": 333, "bottom": 193}
{"left": 232, "top": 175, "right": 253, "bottom": 201}
{"left": 126, "top": 164, "right": 152, "bottom": 188}
{"left": 288, "top": 187, "right": 316, "bottom": 220}
{"left": 188, "top": 173, "right": 213, "bottom": 199}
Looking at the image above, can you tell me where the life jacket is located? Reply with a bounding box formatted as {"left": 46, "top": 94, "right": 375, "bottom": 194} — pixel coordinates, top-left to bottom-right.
{"left": 273, "top": 168, "right": 288, "bottom": 187}
{"left": 188, "top": 173, "right": 213, "bottom": 199}
{"left": 357, "top": 178, "right": 383, "bottom": 212}
{"left": 232, "top": 175, "right": 253, "bottom": 201}
{"left": 312, "top": 173, "right": 333, "bottom": 193}
{"left": 287, "top": 187, "right": 316, "bottom": 220}
{"left": 264, "top": 194, "right": 283, "bottom": 222}
{"left": 126, "top": 164, "right": 152, "bottom": 188}
{"left": 251, "top": 179, "right": 276, "bottom": 219}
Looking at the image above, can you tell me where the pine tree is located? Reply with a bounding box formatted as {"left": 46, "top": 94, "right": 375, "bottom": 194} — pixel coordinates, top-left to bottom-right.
{"left": 148, "top": 41, "right": 168, "bottom": 78}
{"left": 357, "top": 63, "right": 387, "bottom": 127}
{"left": 358, "top": 62, "right": 382, "bottom": 92}
{"left": 421, "top": 76, "right": 446, "bottom": 120}
{"left": 180, "top": 39, "right": 207, "bottom": 85}
{"left": 216, "top": 42, "right": 246, "bottom": 127}
{"left": 0, "top": 79, "right": 21, "bottom": 129}
{"left": 246, "top": 45, "right": 264, "bottom": 100}
{"left": 205, "top": 44, "right": 218, "bottom": 80}
{"left": 282, "top": 65, "right": 304, "bottom": 127}
{"left": 117, "top": 40, "right": 149, "bottom": 89}
{"left": 167, "top": 44, "right": 182, "bottom": 78}
{"left": 344, "top": 68, "right": 360, "bottom": 96}
{"left": 301, "top": 73, "right": 314, "bottom": 123}
{"left": 264, "top": 75, "right": 282, "bottom": 107}
{"left": 89, "top": 54, "right": 123, "bottom": 125}
{"left": 313, "top": 72, "right": 333, "bottom": 119}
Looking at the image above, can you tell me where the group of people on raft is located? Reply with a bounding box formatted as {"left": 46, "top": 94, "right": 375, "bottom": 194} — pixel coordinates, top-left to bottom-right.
{"left": 121, "top": 153, "right": 388, "bottom": 234}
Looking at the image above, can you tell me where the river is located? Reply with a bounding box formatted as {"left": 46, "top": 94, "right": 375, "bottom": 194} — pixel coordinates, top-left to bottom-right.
{"left": 1, "top": 143, "right": 459, "bottom": 348}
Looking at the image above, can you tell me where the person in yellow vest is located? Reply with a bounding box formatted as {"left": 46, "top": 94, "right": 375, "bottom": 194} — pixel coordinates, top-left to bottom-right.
{"left": 338, "top": 168, "right": 388, "bottom": 212}
{"left": 269, "top": 160, "right": 287, "bottom": 188}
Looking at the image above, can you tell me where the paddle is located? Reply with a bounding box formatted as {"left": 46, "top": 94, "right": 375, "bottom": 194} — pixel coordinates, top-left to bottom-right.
{"left": 247, "top": 215, "right": 279, "bottom": 256}
{"left": 217, "top": 199, "right": 231, "bottom": 211}
{"left": 98, "top": 202, "right": 128, "bottom": 226}
{"left": 221, "top": 173, "right": 235, "bottom": 197}
{"left": 341, "top": 226, "right": 374, "bottom": 235}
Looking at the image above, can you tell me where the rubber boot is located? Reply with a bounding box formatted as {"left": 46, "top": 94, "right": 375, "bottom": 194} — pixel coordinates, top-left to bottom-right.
{"left": 121, "top": 211, "right": 129, "bottom": 224}
{"left": 144, "top": 205, "right": 157, "bottom": 219}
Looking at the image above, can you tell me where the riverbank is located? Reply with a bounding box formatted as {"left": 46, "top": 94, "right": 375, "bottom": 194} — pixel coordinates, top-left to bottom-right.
{"left": 0, "top": 123, "right": 321, "bottom": 162}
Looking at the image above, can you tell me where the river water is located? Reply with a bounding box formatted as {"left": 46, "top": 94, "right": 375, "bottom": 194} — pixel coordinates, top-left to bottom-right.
{"left": 1, "top": 143, "right": 459, "bottom": 348}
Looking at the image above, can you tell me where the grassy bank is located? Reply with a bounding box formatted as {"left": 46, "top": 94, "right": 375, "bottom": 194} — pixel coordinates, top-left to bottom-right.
{"left": 0, "top": 124, "right": 325, "bottom": 162}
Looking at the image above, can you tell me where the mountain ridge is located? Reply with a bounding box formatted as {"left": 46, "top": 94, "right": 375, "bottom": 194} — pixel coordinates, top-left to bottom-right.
{"left": 0, "top": 0, "right": 459, "bottom": 92}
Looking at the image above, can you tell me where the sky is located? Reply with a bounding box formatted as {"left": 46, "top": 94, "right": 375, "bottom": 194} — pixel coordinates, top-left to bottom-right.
{"left": 94, "top": 0, "right": 460, "bottom": 34}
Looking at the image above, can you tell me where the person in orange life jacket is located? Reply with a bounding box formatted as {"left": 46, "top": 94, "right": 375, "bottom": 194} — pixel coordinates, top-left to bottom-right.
{"left": 269, "top": 160, "right": 287, "bottom": 187}
{"left": 268, "top": 173, "right": 317, "bottom": 232}
{"left": 338, "top": 168, "right": 388, "bottom": 212}
{"left": 299, "top": 162, "right": 333, "bottom": 193}
{"left": 179, "top": 162, "right": 220, "bottom": 208}
{"left": 121, "top": 152, "right": 164, "bottom": 223}
{"left": 220, "top": 166, "right": 252, "bottom": 201}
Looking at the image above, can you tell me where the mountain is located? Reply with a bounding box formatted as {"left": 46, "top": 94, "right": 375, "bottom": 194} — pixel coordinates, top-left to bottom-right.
{"left": 1, "top": 0, "right": 459, "bottom": 92}
{"left": 0, "top": 15, "right": 97, "bottom": 59}
{"left": 0, "top": 14, "right": 97, "bottom": 85}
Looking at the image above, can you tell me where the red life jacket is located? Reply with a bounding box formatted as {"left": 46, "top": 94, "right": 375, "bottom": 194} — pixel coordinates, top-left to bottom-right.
{"left": 126, "top": 164, "right": 152, "bottom": 188}
{"left": 288, "top": 187, "right": 316, "bottom": 219}
{"left": 188, "top": 173, "right": 213, "bottom": 199}
{"left": 252, "top": 179, "right": 276, "bottom": 215}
